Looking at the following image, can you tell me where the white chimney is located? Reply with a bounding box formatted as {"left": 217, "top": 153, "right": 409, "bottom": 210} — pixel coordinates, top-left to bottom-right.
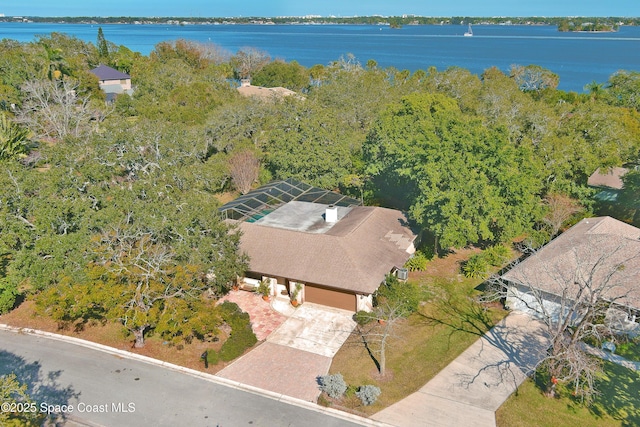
{"left": 325, "top": 205, "right": 338, "bottom": 223}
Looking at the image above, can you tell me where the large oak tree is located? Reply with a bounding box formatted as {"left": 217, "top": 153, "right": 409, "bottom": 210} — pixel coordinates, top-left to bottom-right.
{"left": 364, "top": 92, "right": 544, "bottom": 250}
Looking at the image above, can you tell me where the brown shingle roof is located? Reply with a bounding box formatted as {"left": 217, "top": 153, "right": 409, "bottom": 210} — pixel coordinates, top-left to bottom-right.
{"left": 238, "top": 206, "right": 416, "bottom": 294}
{"left": 587, "top": 167, "right": 628, "bottom": 190}
{"left": 502, "top": 217, "right": 640, "bottom": 310}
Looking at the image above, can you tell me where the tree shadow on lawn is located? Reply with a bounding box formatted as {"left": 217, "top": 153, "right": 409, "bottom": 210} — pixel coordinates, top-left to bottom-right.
{"left": 589, "top": 361, "right": 640, "bottom": 427}
{"left": 417, "top": 290, "right": 500, "bottom": 343}
{"left": 418, "top": 292, "right": 549, "bottom": 392}
{"left": 0, "top": 349, "right": 79, "bottom": 422}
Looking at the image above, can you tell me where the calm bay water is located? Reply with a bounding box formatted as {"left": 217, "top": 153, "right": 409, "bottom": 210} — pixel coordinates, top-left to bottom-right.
{"left": 1, "top": 22, "right": 639, "bottom": 92}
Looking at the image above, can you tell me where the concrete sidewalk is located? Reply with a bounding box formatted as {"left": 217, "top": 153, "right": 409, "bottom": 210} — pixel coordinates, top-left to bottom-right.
{"left": 580, "top": 342, "right": 640, "bottom": 371}
{"left": 371, "top": 312, "right": 548, "bottom": 427}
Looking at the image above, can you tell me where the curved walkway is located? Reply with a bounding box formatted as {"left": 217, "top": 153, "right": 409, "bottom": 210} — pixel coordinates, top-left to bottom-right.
{"left": 371, "top": 312, "right": 549, "bottom": 427}
{"left": 580, "top": 342, "right": 640, "bottom": 371}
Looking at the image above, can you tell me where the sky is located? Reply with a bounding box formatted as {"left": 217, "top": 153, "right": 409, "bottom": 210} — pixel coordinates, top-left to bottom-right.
{"left": 3, "top": 0, "right": 640, "bottom": 18}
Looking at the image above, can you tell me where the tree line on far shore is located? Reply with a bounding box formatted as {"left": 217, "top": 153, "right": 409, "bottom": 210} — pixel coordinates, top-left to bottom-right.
{"left": 4, "top": 15, "right": 639, "bottom": 29}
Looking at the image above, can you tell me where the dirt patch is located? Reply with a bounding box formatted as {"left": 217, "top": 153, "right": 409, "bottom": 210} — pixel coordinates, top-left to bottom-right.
{"left": 0, "top": 300, "right": 236, "bottom": 374}
{"left": 214, "top": 191, "right": 239, "bottom": 205}
{"left": 410, "top": 248, "right": 482, "bottom": 283}
{"left": 370, "top": 369, "right": 395, "bottom": 382}
{"left": 319, "top": 395, "right": 370, "bottom": 418}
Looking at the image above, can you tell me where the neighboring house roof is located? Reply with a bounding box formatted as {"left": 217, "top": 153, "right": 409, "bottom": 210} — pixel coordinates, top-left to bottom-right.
{"left": 236, "top": 203, "right": 416, "bottom": 294}
{"left": 587, "top": 167, "right": 629, "bottom": 190}
{"left": 237, "top": 83, "right": 298, "bottom": 100}
{"left": 90, "top": 64, "right": 131, "bottom": 81}
{"left": 502, "top": 217, "right": 640, "bottom": 310}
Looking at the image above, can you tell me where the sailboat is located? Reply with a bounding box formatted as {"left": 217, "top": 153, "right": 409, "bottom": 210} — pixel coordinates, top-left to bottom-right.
{"left": 464, "top": 23, "right": 473, "bottom": 37}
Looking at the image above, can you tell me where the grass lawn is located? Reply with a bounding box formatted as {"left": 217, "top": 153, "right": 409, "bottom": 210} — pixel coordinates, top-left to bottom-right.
{"left": 614, "top": 338, "right": 640, "bottom": 362}
{"left": 496, "top": 361, "right": 640, "bottom": 427}
{"left": 326, "top": 249, "right": 508, "bottom": 416}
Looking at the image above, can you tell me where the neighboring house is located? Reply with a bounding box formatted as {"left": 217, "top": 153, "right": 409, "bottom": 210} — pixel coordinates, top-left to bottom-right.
{"left": 587, "top": 166, "right": 629, "bottom": 203}
{"left": 219, "top": 179, "right": 417, "bottom": 312}
{"left": 90, "top": 64, "right": 133, "bottom": 101}
{"left": 236, "top": 78, "right": 299, "bottom": 100}
{"left": 502, "top": 216, "right": 640, "bottom": 333}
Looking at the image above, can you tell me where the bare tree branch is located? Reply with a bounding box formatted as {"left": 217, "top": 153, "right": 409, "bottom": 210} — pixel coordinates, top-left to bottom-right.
{"left": 229, "top": 150, "right": 260, "bottom": 194}
{"left": 487, "top": 225, "right": 640, "bottom": 400}
{"left": 16, "top": 79, "right": 99, "bottom": 141}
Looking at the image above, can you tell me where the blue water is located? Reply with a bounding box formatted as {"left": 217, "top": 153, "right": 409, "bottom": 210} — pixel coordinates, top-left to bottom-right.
{"left": 1, "top": 22, "right": 639, "bottom": 92}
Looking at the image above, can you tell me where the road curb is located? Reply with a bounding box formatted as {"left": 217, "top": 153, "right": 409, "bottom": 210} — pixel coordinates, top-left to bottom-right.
{"left": 0, "top": 323, "right": 392, "bottom": 427}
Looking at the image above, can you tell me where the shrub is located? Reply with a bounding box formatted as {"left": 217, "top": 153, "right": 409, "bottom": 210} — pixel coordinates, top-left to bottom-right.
{"left": 219, "top": 324, "right": 257, "bottom": 362}
{"left": 345, "top": 384, "right": 357, "bottom": 398}
{"left": 354, "top": 310, "right": 375, "bottom": 325}
{"left": 375, "top": 276, "right": 422, "bottom": 316}
{"left": 483, "top": 245, "right": 511, "bottom": 267}
{"left": 404, "top": 251, "right": 429, "bottom": 272}
{"left": 356, "top": 385, "right": 381, "bottom": 406}
{"left": 219, "top": 301, "right": 251, "bottom": 329}
{"left": 317, "top": 373, "right": 347, "bottom": 398}
{"left": 216, "top": 301, "right": 257, "bottom": 361}
{"left": 205, "top": 349, "right": 219, "bottom": 365}
{"left": 462, "top": 254, "right": 490, "bottom": 278}
{"left": 0, "top": 280, "right": 18, "bottom": 314}
{"left": 218, "top": 300, "right": 242, "bottom": 319}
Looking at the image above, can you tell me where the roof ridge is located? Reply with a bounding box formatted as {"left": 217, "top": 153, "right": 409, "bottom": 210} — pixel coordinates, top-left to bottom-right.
{"left": 334, "top": 206, "right": 375, "bottom": 237}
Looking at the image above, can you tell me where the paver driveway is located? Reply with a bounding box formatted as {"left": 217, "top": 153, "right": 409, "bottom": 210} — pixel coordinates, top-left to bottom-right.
{"left": 217, "top": 300, "right": 356, "bottom": 402}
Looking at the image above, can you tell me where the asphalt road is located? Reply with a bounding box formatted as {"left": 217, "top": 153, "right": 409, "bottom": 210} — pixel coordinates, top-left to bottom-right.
{"left": 0, "top": 329, "right": 368, "bottom": 427}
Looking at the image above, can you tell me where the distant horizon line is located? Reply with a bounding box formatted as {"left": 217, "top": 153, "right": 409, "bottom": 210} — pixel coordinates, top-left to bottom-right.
{"left": 2, "top": 14, "right": 638, "bottom": 19}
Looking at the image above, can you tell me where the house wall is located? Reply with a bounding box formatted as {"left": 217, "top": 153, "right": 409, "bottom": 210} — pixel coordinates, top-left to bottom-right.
{"left": 100, "top": 78, "right": 132, "bottom": 91}
{"left": 357, "top": 294, "right": 373, "bottom": 312}
{"left": 242, "top": 271, "right": 361, "bottom": 311}
{"left": 506, "top": 284, "right": 582, "bottom": 325}
{"left": 239, "top": 276, "right": 260, "bottom": 290}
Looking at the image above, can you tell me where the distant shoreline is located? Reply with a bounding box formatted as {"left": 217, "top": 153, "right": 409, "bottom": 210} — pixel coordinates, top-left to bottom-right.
{"left": 562, "top": 29, "right": 618, "bottom": 33}
{"left": 1, "top": 15, "right": 638, "bottom": 28}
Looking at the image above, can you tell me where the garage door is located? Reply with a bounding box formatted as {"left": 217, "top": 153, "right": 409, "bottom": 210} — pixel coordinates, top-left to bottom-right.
{"left": 305, "top": 284, "right": 357, "bottom": 311}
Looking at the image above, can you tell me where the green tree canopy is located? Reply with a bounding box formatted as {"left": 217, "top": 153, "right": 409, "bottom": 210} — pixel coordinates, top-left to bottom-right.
{"left": 605, "top": 70, "right": 640, "bottom": 111}
{"left": 364, "top": 93, "right": 544, "bottom": 250}
{"left": 262, "top": 98, "right": 355, "bottom": 189}
{"left": 251, "top": 60, "right": 310, "bottom": 92}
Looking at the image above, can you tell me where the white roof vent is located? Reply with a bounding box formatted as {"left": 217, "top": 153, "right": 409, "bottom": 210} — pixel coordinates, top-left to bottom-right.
{"left": 325, "top": 205, "right": 338, "bottom": 223}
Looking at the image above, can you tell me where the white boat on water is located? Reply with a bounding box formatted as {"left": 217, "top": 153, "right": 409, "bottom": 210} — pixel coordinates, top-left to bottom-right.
{"left": 464, "top": 24, "right": 473, "bottom": 37}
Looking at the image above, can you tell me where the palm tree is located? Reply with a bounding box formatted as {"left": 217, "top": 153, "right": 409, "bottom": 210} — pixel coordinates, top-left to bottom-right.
{"left": 41, "top": 43, "right": 66, "bottom": 80}
{"left": 0, "top": 113, "right": 30, "bottom": 160}
{"left": 584, "top": 80, "right": 605, "bottom": 101}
